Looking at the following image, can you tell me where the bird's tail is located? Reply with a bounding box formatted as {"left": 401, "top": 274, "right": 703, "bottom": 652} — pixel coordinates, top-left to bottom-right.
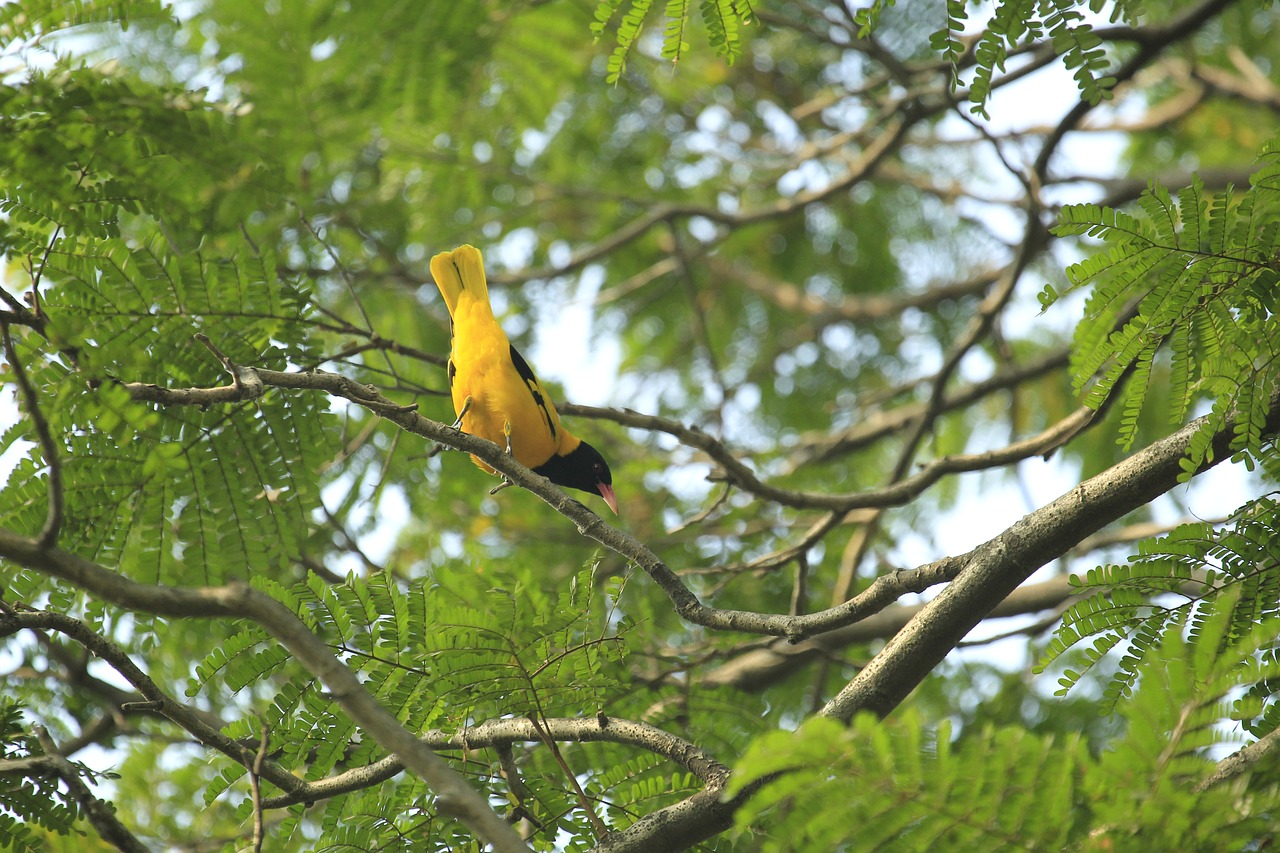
{"left": 429, "top": 244, "right": 490, "bottom": 317}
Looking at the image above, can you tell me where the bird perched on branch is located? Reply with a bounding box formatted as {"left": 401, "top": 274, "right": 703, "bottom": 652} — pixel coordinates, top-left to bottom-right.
{"left": 429, "top": 244, "right": 618, "bottom": 514}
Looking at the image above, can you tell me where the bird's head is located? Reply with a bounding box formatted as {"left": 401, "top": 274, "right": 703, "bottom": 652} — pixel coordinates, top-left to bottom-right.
{"left": 535, "top": 441, "right": 617, "bottom": 515}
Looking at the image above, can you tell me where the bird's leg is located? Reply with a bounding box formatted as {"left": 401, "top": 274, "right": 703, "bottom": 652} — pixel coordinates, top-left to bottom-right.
{"left": 434, "top": 396, "right": 472, "bottom": 455}
{"left": 489, "top": 419, "right": 516, "bottom": 494}
{"left": 450, "top": 396, "right": 472, "bottom": 431}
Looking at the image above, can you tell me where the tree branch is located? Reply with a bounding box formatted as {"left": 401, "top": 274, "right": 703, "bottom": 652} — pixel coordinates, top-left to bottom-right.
{"left": 700, "top": 574, "right": 1081, "bottom": 692}
{"left": 591, "top": 783, "right": 738, "bottom": 853}
{"left": 488, "top": 111, "right": 915, "bottom": 287}
{"left": 117, "top": 363, "right": 1271, "bottom": 656}
{"left": 118, "top": 362, "right": 984, "bottom": 637}
{"left": 705, "top": 256, "right": 997, "bottom": 323}
{"left": 1031, "top": 0, "right": 1240, "bottom": 178}
{"left": 0, "top": 606, "right": 312, "bottom": 801}
{"left": 564, "top": 401, "right": 1093, "bottom": 512}
{"left": 1196, "top": 726, "right": 1280, "bottom": 792}
{"left": 32, "top": 727, "right": 149, "bottom": 853}
{"left": 261, "top": 716, "right": 729, "bottom": 809}
{"left": 596, "top": 389, "right": 1280, "bottom": 853}
{"left": 784, "top": 347, "right": 1071, "bottom": 469}
{"left": 2, "top": 323, "right": 63, "bottom": 547}
{"left": 0, "top": 537, "right": 531, "bottom": 853}
{"left": 6, "top": 609, "right": 230, "bottom": 738}
{"left": 818, "top": 386, "right": 1280, "bottom": 722}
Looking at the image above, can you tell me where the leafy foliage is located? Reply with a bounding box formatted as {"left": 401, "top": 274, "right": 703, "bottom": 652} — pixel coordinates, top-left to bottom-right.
{"left": 930, "top": 0, "right": 969, "bottom": 68}
{"left": 1042, "top": 141, "right": 1280, "bottom": 457}
{"left": 0, "top": 0, "right": 170, "bottom": 43}
{"left": 0, "top": 60, "right": 334, "bottom": 589}
{"left": 1038, "top": 495, "right": 1280, "bottom": 712}
{"left": 732, "top": 712, "right": 1084, "bottom": 851}
{"left": 0, "top": 703, "right": 84, "bottom": 852}
{"left": 934, "top": 0, "right": 1137, "bottom": 117}
{"left": 735, "top": 598, "right": 1280, "bottom": 850}
{"left": 0, "top": 241, "right": 329, "bottom": 588}
{"left": 590, "top": 0, "right": 754, "bottom": 82}
{"left": 184, "top": 566, "right": 655, "bottom": 848}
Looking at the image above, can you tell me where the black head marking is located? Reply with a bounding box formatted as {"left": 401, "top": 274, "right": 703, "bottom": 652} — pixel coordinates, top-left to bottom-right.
{"left": 534, "top": 441, "right": 613, "bottom": 495}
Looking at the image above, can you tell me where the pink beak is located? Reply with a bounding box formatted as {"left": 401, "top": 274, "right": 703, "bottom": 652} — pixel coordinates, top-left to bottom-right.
{"left": 598, "top": 483, "right": 618, "bottom": 515}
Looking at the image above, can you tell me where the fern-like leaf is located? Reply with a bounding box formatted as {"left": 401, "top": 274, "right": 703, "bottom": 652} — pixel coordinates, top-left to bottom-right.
{"left": 1040, "top": 496, "right": 1280, "bottom": 712}
{"left": 1048, "top": 138, "right": 1280, "bottom": 457}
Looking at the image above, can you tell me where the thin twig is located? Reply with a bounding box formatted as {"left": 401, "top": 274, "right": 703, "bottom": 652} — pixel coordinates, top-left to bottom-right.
{"left": 667, "top": 223, "right": 728, "bottom": 427}
{"left": 528, "top": 713, "right": 609, "bottom": 837}
{"left": 488, "top": 112, "right": 914, "bottom": 288}
{"left": 668, "top": 484, "right": 733, "bottom": 534}
{"left": 251, "top": 717, "right": 269, "bottom": 853}
{"left": 789, "top": 552, "right": 809, "bottom": 617}
{"left": 296, "top": 210, "right": 409, "bottom": 393}
{"left": 1, "top": 323, "right": 63, "bottom": 547}
{"left": 259, "top": 715, "right": 730, "bottom": 809}
{"left": 564, "top": 402, "right": 1094, "bottom": 514}
{"left": 496, "top": 744, "right": 541, "bottom": 835}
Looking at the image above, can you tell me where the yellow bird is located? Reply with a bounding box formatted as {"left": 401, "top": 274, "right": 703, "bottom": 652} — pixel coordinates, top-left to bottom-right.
{"left": 429, "top": 245, "right": 618, "bottom": 514}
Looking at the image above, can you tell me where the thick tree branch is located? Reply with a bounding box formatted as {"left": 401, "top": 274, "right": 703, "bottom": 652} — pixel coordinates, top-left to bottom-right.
{"left": 700, "top": 574, "right": 1081, "bottom": 692}
{"left": 599, "top": 390, "right": 1280, "bottom": 853}
{"left": 702, "top": 531, "right": 1214, "bottom": 693}
{"left": 592, "top": 783, "right": 738, "bottom": 853}
{"left": 1197, "top": 726, "right": 1280, "bottom": 792}
{"left": 818, "top": 386, "right": 1280, "bottom": 722}
{"left": 118, "top": 364, "right": 1270, "bottom": 655}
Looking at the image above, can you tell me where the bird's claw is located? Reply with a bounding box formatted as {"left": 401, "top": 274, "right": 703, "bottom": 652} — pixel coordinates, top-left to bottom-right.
{"left": 450, "top": 395, "right": 473, "bottom": 431}
{"left": 488, "top": 423, "right": 514, "bottom": 497}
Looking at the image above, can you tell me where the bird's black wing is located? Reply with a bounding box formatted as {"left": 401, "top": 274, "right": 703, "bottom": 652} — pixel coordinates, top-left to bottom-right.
{"left": 447, "top": 317, "right": 457, "bottom": 389}
{"left": 508, "top": 343, "right": 557, "bottom": 440}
